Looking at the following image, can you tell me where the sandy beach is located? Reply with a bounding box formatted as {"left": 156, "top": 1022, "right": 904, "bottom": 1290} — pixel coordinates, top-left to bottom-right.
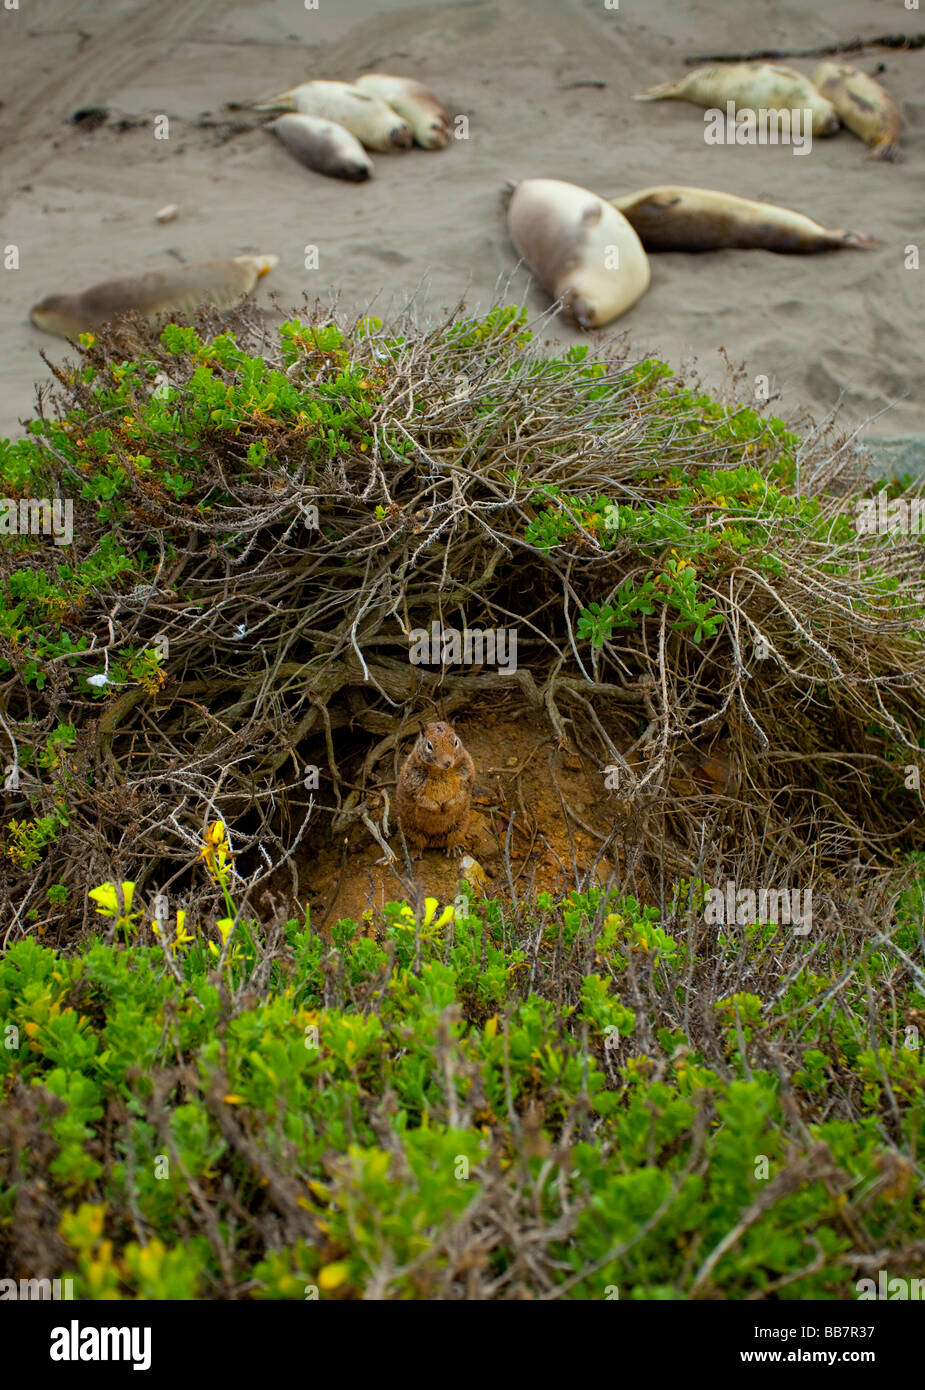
{"left": 1, "top": 0, "right": 922, "bottom": 461}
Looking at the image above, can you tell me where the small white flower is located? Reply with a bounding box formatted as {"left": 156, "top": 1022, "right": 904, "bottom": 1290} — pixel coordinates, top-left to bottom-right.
{"left": 232, "top": 623, "right": 247, "bottom": 641}
{"left": 87, "top": 673, "right": 109, "bottom": 688}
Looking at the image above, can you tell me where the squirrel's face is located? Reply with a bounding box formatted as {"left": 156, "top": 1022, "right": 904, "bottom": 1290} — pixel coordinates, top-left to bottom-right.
{"left": 420, "top": 721, "right": 460, "bottom": 771}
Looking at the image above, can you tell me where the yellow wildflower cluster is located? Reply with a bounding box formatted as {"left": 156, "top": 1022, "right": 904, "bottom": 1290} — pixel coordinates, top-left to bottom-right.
{"left": 198, "top": 820, "right": 231, "bottom": 884}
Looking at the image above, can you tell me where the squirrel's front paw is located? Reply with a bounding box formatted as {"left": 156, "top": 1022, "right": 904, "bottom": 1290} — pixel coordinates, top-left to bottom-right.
{"left": 445, "top": 833, "right": 467, "bottom": 858}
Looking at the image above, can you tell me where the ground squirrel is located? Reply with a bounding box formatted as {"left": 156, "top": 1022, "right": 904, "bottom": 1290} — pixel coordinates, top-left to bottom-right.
{"left": 394, "top": 720, "right": 475, "bottom": 857}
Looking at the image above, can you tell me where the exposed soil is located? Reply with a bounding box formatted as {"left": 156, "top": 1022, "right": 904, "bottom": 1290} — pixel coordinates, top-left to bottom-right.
{"left": 297, "top": 705, "right": 623, "bottom": 929}
{"left": 285, "top": 697, "right": 733, "bottom": 930}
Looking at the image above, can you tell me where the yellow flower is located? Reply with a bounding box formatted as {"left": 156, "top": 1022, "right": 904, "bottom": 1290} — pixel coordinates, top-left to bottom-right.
{"left": 198, "top": 820, "right": 231, "bottom": 882}
{"left": 392, "top": 899, "right": 454, "bottom": 937}
{"left": 319, "top": 1262, "right": 350, "bottom": 1291}
{"left": 170, "top": 910, "right": 195, "bottom": 953}
{"left": 89, "top": 881, "right": 136, "bottom": 916}
{"left": 422, "top": 898, "right": 455, "bottom": 930}
{"left": 209, "top": 919, "right": 243, "bottom": 962}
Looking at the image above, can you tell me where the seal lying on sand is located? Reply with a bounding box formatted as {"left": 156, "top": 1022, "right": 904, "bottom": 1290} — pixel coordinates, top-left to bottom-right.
{"left": 354, "top": 73, "right": 451, "bottom": 148}
{"left": 812, "top": 61, "right": 903, "bottom": 162}
{"left": 29, "top": 255, "right": 278, "bottom": 338}
{"left": 607, "top": 186, "right": 878, "bottom": 253}
{"left": 507, "top": 177, "right": 650, "bottom": 329}
{"left": 634, "top": 63, "right": 839, "bottom": 136}
{"left": 267, "top": 113, "right": 372, "bottom": 180}
{"left": 254, "top": 80, "right": 412, "bottom": 151}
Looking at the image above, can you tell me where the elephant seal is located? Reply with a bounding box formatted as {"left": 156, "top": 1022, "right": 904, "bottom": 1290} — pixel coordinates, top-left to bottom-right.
{"left": 635, "top": 63, "right": 839, "bottom": 136}
{"left": 608, "top": 186, "right": 878, "bottom": 253}
{"left": 267, "top": 113, "right": 372, "bottom": 180}
{"left": 507, "top": 178, "right": 650, "bottom": 329}
{"left": 353, "top": 73, "right": 451, "bottom": 148}
{"left": 29, "top": 255, "right": 278, "bottom": 338}
{"left": 254, "top": 80, "right": 412, "bottom": 151}
{"left": 812, "top": 61, "right": 903, "bottom": 162}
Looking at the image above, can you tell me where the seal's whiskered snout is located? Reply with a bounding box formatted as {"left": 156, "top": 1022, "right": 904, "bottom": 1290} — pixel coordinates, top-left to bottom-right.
{"left": 572, "top": 301, "right": 595, "bottom": 330}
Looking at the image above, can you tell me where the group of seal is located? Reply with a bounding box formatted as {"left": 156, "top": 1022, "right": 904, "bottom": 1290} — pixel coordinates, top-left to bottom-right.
{"left": 506, "top": 53, "right": 899, "bottom": 331}
{"left": 634, "top": 59, "right": 903, "bottom": 160}
{"left": 504, "top": 175, "right": 878, "bottom": 331}
{"left": 28, "top": 51, "right": 902, "bottom": 343}
{"left": 29, "top": 71, "right": 451, "bottom": 338}
{"left": 254, "top": 75, "right": 451, "bottom": 181}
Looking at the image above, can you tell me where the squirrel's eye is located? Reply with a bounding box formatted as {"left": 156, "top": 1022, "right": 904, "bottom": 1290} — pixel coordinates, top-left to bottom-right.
{"left": 455, "top": 737, "right": 460, "bottom": 747}
{"left": 425, "top": 741, "right": 433, "bottom": 752}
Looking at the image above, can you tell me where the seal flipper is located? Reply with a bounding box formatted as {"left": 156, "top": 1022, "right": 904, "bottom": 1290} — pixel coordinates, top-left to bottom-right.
{"left": 840, "top": 230, "right": 880, "bottom": 250}
{"left": 866, "top": 140, "right": 903, "bottom": 163}
{"left": 253, "top": 88, "right": 297, "bottom": 112}
{"left": 233, "top": 254, "right": 279, "bottom": 278}
{"left": 632, "top": 80, "right": 682, "bottom": 101}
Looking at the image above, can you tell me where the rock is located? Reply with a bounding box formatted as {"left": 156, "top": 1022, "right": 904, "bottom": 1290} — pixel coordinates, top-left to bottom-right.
{"left": 155, "top": 204, "right": 178, "bottom": 223}
{"left": 860, "top": 436, "right": 925, "bottom": 481}
{"left": 69, "top": 106, "right": 108, "bottom": 130}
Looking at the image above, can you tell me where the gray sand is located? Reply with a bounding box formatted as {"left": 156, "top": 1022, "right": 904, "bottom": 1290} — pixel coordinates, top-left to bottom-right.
{"left": 1, "top": 0, "right": 922, "bottom": 459}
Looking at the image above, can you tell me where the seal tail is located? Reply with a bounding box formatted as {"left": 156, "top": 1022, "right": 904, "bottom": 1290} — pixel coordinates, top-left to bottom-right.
{"left": 839, "top": 231, "right": 879, "bottom": 251}
{"left": 632, "top": 80, "right": 680, "bottom": 101}
{"left": 233, "top": 254, "right": 280, "bottom": 281}
{"left": 865, "top": 139, "right": 903, "bottom": 163}
{"left": 252, "top": 89, "right": 298, "bottom": 112}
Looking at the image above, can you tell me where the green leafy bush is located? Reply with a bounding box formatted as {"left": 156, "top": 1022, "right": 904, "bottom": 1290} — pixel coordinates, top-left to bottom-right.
{"left": 2, "top": 873, "right": 923, "bottom": 1300}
